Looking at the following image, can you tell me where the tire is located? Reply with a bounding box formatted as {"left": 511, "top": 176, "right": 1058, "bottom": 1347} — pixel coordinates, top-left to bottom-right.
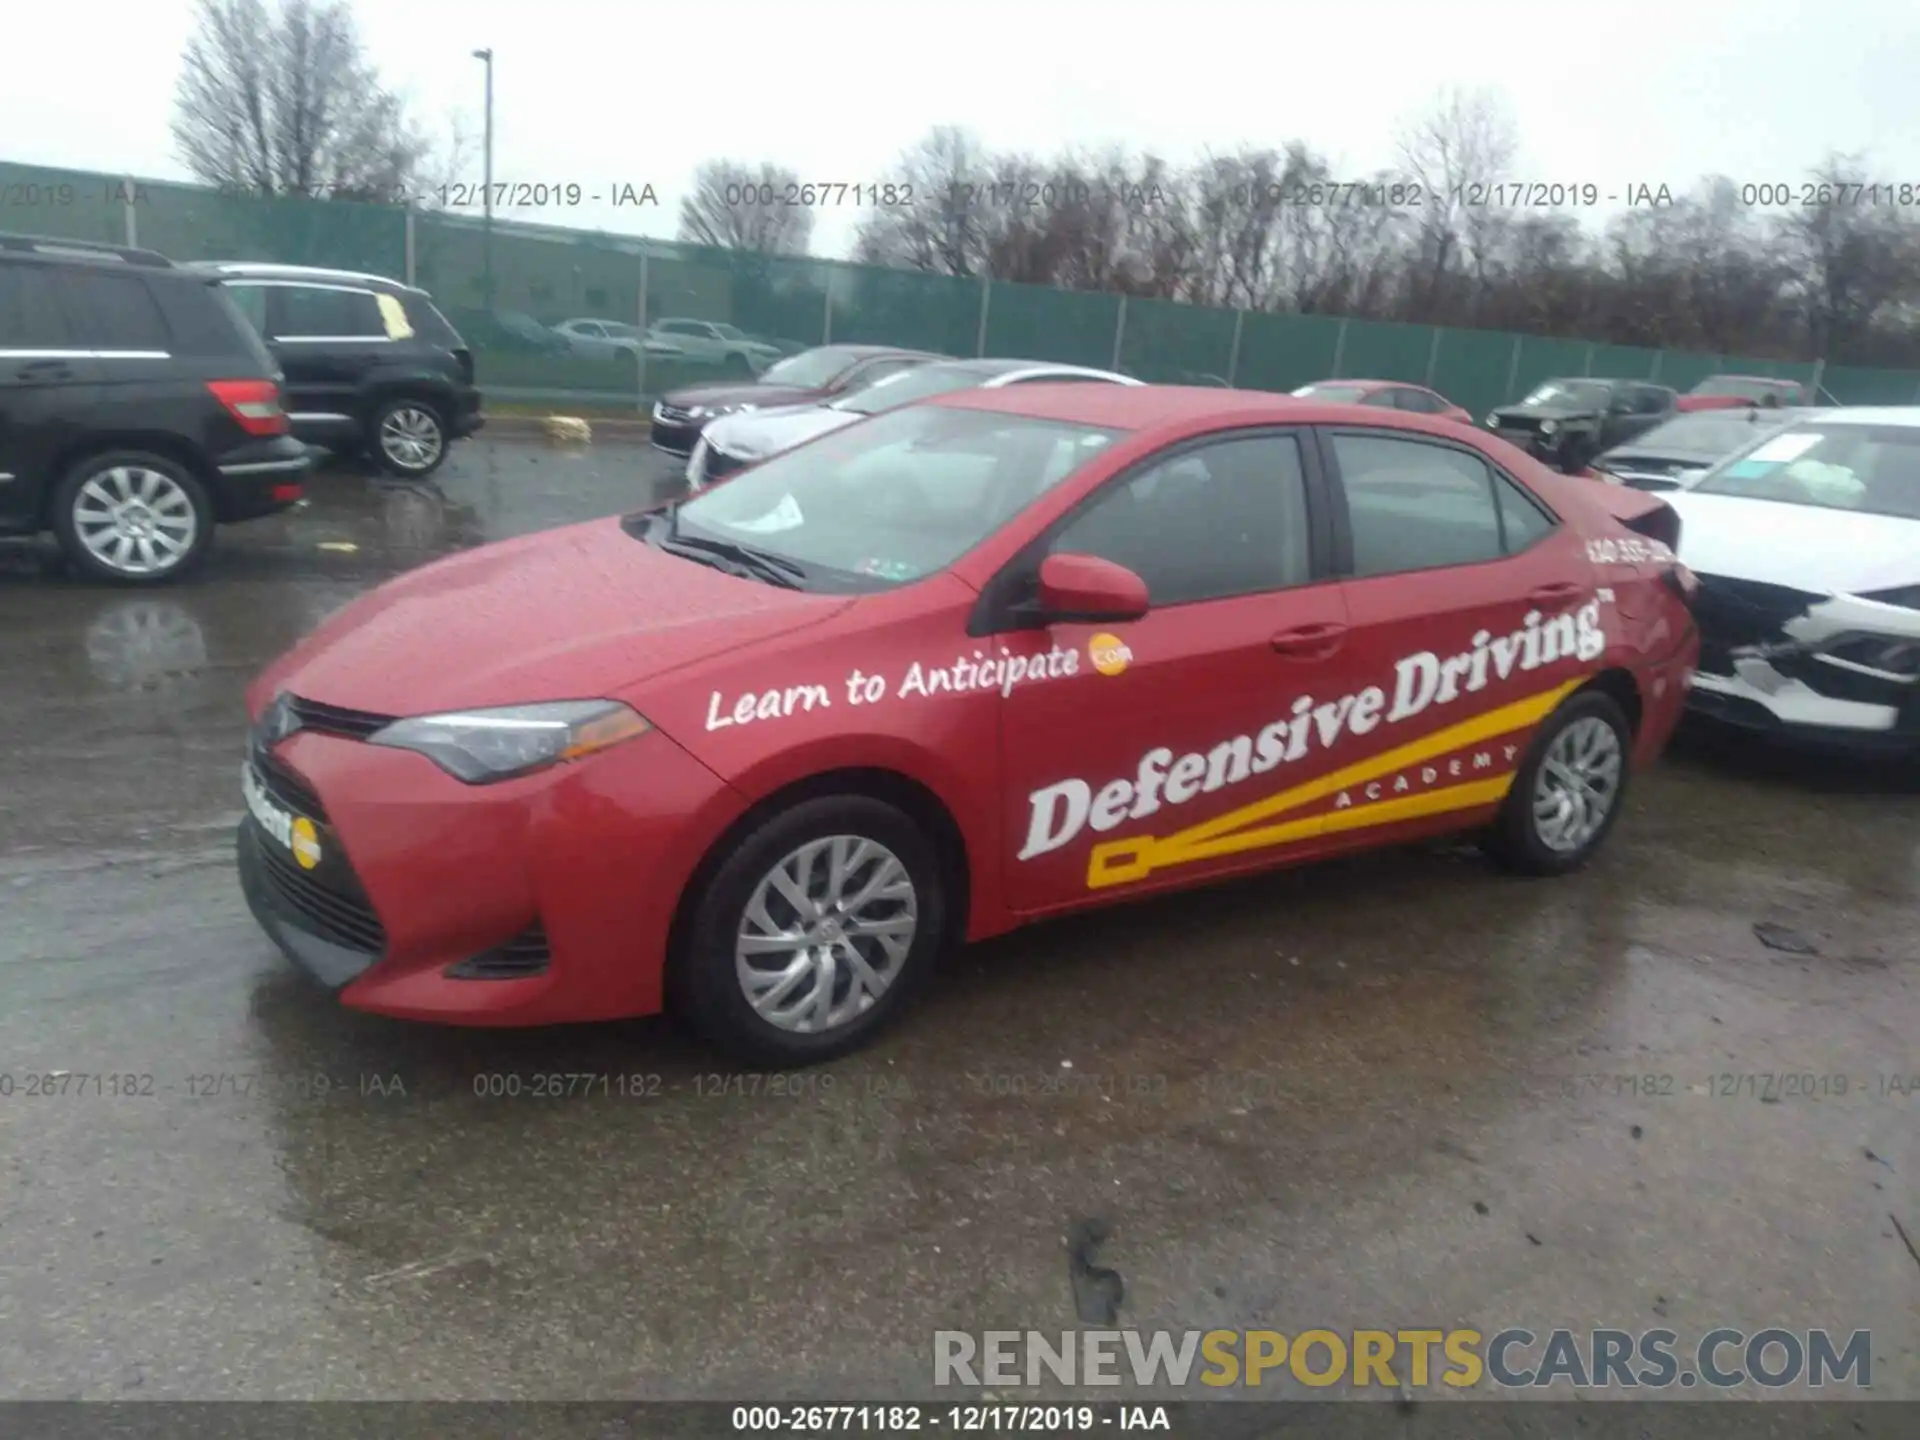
{"left": 370, "top": 397, "right": 448, "bottom": 477}
{"left": 673, "top": 795, "right": 947, "bottom": 1066}
{"left": 1480, "top": 689, "right": 1633, "bottom": 876}
{"left": 50, "top": 451, "right": 214, "bottom": 585}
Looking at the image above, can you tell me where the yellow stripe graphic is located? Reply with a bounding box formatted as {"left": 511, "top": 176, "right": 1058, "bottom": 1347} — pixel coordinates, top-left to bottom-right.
{"left": 1084, "top": 678, "right": 1582, "bottom": 888}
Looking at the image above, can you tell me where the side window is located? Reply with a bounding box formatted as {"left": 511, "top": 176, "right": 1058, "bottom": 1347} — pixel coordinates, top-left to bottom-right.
{"left": 0, "top": 262, "right": 71, "bottom": 349}
{"left": 1640, "top": 387, "right": 1673, "bottom": 415}
{"left": 1492, "top": 469, "right": 1557, "bottom": 551}
{"left": 54, "top": 270, "right": 171, "bottom": 352}
{"left": 224, "top": 283, "right": 269, "bottom": 335}
{"left": 1395, "top": 388, "right": 1444, "bottom": 414}
{"left": 1049, "top": 434, "right": 1312, "bottom": 605}
{"left": 1334, "top": 432, "right": 1506, "bottom": 577}
{"left": 1360, "top": 389, "right": 1399, "bottom": 407}
{"left": 275, "top": 286, "right": 385, "bottom": 339}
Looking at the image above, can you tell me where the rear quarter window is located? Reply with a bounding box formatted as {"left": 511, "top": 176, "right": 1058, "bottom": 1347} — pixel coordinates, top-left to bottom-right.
{"left": 156, "top": 278, "right": 275, "bottom": 366}
{"left": 404, "top": 295, "right": 464, "bottom": 347}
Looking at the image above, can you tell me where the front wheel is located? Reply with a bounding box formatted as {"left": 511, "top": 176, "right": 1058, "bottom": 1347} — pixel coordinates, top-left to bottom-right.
{"left": 51, "top": 452, "right": 213, "bottom": 585}
{"left": 1481, "top": 690, "right": 1633, "bottom": 875}
{"left": 371, "top": 398, "right": 448, "bottom": 477}
{"left": 673, "top": 796, "right": 947, "bottom": 1065}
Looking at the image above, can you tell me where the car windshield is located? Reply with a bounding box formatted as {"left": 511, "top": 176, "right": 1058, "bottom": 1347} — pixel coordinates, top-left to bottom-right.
{"left": 832, "top": 364, "right": 994, "bottom": 416}
{"left": 667, "top": 405, "right": 1122, "bottom": 590}
{"left": 1292, "top": 384, "right": 1368, "bottom": 402}
{"left": 1690, "top": 422, "right": 1920, "bottom": 520}
{"left": 1608, "top": 411, "right": 1789, "bottom": 459}
{"left": 1521, "top": 380, "right": 1609, "bottom": 407}
{"left": 1691, "top": 376, "right": 1791, "bottom": 398}
{"left": 761, "top": 348, "right": 860, "bottom": 389}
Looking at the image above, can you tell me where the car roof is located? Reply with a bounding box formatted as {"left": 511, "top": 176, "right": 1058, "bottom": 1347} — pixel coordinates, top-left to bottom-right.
{"left": 936, "top": 383, "right": 1325, "bottom": 429}
{"left": 1781, "top": 406, "right": 1920, "bottom": 427}
{"left": 187, "top": 260, "right": 419, "bottom": 294}
{"left": 1304, "top": 378, "right": 1401, "bottom": 391}
{"left": 934, "top": 357, "right": 1124, "bottom": 379}
{"left": 1702, "top": 373, "right": 1798, "bottom": 383}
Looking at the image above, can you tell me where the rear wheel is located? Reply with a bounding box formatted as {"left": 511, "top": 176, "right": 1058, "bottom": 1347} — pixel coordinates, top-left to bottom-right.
{"left": 673, "top": 795, "right": 946, "bottom": 1065}
{"left": 1481, "top": 690, "right": 1632, "bottom": 875}
{"left": 51, "top": 452, "right": 212, "bottom": 585}
{"left": 372, "top": 397, "right": 448, "bottom": 477}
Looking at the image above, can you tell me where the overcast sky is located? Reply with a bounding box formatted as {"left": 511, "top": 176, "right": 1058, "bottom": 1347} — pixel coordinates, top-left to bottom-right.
{"left": 6, "top": 0, "right": 1919, "bottom": 258}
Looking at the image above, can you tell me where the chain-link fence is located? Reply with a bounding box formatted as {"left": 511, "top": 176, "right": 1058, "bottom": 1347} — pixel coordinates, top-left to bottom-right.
{"left": 7, "top": 159, "right": 1917, "bottom": 411}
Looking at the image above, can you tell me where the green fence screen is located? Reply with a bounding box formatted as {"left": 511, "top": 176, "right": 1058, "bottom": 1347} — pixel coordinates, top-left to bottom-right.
{"left": 9, "top": 160, "right": 1920, "bottom": 409}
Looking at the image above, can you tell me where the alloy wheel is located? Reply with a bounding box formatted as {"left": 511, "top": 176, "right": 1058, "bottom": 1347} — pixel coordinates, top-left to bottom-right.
{"left": 379, "top": 406, "right": 444, "bottom": 471}
{"left": 71, "top": 466, "right": 200, "bottom": 577}
{"left": 734, "top": 834, "right": 919, "bottom": 1034}
{"left": 1531, "top": 715, "right": 1624, "bottom": 853}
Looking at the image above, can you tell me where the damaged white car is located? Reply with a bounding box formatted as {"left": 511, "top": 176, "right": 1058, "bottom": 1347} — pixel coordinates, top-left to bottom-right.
{"left": 1663, "top": 409, "right": 1920, "bottom": 751}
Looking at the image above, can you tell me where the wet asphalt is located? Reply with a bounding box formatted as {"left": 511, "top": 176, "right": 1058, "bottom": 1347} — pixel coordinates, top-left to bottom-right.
{"left": 0, "top": 435, "right": 1914, "bottom": 1402}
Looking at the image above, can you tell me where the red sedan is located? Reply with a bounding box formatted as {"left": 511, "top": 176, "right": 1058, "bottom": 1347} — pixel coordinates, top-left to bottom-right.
{"left": 1290, "top": 379, "right": 1475, "bottom": 424}
{"left": 238, "top": 386, "right": 1700, "bottom": 1064}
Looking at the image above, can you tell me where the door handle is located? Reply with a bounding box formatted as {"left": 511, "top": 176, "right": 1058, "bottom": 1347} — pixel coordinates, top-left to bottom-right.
{"left": 14, "top": 359, "right": 73, "bottom": 382}
{"left": 1271, "top": 622, "right": 1348, "bottom": 658}
{"left": 1528, "top": 581, "right": 1584, "bottom": 605}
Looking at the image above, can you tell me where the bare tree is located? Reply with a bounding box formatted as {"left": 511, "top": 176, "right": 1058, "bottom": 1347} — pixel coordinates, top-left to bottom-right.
{"left": 1777, "top": 153, "right": 1920, "bottom": 358}
{"left": 1394, "top": 87, "right": 1519, "bottom": 321}
{"left": 851, "top": 127, "right": 997, "bottom": 276}
{"left": 171, "top": 0, "right": 441, "bottom": 203}
{"left": 677, "top": 160, "right": 814, "bottom": 254}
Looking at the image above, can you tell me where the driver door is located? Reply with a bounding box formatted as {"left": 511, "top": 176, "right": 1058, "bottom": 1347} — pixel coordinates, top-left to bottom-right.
{"left": 995, "top": 429, "right": 1357, "bottom": 916}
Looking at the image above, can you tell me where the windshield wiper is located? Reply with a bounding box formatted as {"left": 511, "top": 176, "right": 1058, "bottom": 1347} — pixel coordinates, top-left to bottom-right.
{"left": 659, "top": 514, "right": 807, "bottom": 590}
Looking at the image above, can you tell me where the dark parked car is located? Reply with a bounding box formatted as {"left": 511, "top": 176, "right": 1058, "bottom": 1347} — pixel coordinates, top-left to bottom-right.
{"left": 451, "top": 308, "right": 571, "bottom": 356}
{"left": 650, "top": 344, "right": 943, "bottom": 457}
{"left": 189, "top": 263, "right": 484, "bottom": 477}
{"left": 1675, "top": 375, "right": 1812, "bottom": 413}
{"left": 0, "top": 233, "right": 311, "bottom": 583}
{"left": 1485, "top": 378, "right": 1676, "bottom": 473}
{"left": 1588, "top": 406, "right": 1820, "bottom": 490}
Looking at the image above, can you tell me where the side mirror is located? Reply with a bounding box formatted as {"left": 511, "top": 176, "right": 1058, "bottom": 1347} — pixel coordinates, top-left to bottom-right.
{"left": 1034, "top": 552, "right": 1150, "bottom": 624}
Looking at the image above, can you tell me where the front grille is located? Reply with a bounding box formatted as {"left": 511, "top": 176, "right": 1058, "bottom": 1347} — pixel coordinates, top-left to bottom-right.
{"left": 253, "top": 827, "right": 387, "bottom": 954}
{"left": 252, "top": 745, "right": 326, "bottom": 819}
{"left": 1495, "top": 415, "right": 1541, "bottom": 435}
{"left": 1690, "top": 575, "right": 1820, "bottom": 657}
{"left": 656, "top": 405, "right": 692, "bottom": 423}
{"left": 287, "top": 694, "right": 393, "bottom": 740}
{"left": 446, "top": 924, "right": 551, "bottom": 979}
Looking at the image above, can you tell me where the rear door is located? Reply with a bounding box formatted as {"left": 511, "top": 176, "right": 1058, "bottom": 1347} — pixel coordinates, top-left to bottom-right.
{"left": 264, "top": 282, "right": 389, "bottom": 425}
{"left": 1314, "top": 425, "right": 1600, "bottom": 852}
{"left": 996, "top": 427, "right": 1359, "bottom": 913}
{"left": 0, "top": 258, "right": 96, "bottom": 528}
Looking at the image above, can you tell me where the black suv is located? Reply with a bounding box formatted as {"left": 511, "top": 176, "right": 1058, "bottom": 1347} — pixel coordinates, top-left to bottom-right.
{"left": 1484, "top": 378, "right": 1677, "bottom": 473}
{"left": 185, "top": 262, "right": 482, "bottom": 477}
{"left": 0, "top": 232, "right": 312, "bottom": 584}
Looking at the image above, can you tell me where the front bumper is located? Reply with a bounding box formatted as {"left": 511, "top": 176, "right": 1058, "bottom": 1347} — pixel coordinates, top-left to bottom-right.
{"left": 1684, "top": 581, "right": 1920, "bottom": 753}
{"left": 650, "top": 404, "right": 704, "bottom": 456}
{"left": 234, "top": 720, "right": 748, "bottom": 1025}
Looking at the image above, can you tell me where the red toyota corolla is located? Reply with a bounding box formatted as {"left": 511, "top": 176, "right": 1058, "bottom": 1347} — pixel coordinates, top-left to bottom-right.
{"left": 238, "top": 386, "right": 1700, "bottom": 1064}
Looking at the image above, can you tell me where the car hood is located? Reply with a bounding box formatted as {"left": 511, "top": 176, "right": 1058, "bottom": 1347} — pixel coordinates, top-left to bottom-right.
{"left": 250, "top": 518, "right": 847, "bottom": 717}
{"left": 1663, "top": 490, "right": 1920, "bottom": 594}
{"left": 664, "top": 381, "right": 822, "bottom": 410}
{"left": 705, "top": 404, "right": 861, "bottom": 459}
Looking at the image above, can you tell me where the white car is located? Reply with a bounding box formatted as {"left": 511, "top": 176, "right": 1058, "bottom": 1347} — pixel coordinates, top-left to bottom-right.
{"left": 687, "top": 358, "right": 1142, "bottom": 491}
{"left": 1663, "top": 407, "right": 1920, "bottom": 752}
{"left": 554, "top": 318, "right": 682, "bottom": 362}
{"left": 645, "top": 318, "right": 784, "bottom": 374}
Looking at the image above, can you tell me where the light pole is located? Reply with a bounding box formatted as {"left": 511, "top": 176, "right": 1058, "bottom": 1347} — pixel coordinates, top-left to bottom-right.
{"left": 471, "top": 47, "right": 493, "bottom": 308}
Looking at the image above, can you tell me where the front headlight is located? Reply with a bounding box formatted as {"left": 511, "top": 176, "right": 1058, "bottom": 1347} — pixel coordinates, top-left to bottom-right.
{"left": 686, "top": 406, "right": 709, "bottom": 419}
{"left": 368, "top": 700, "right": 651, "bottom": 784}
